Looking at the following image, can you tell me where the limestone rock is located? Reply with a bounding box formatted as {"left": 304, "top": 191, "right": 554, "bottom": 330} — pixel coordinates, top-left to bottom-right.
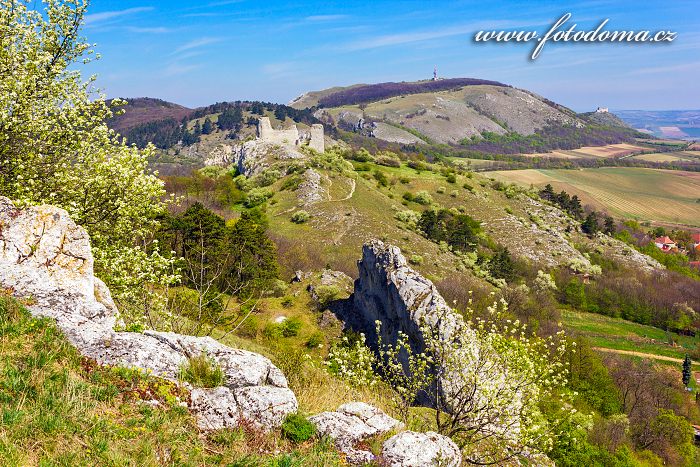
{"left": 190, "top": 387, "right": 240, "bottom": 430}
{"left": 309, "top": 402, "right": 402, "bottom": 465}
{"left": 351, "top": 240, "right": 464, "bottom": 360}
{"left": 234, "top": 386, "right": 299, "bottom": 430}
{"left": 0, "top": 197, "right": 297, "bottom": 432}
{"left": 297, "top": 168, "right": 325, "bottom": 205}
{"left": 381, "top": 431, "right": 462, "bottom": 467}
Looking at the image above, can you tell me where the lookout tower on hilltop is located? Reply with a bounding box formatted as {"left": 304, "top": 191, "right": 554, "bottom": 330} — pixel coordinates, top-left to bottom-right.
{"left": 433, "top": 65, "right": 438, "bottom": 81}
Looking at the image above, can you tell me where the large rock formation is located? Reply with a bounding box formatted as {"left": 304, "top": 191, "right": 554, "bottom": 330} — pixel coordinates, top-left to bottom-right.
{"left": 0, "top": 197, "right": 296, "bottom": 431}
{"left": 351, "top": 239, "right": 463, "bottom": 357}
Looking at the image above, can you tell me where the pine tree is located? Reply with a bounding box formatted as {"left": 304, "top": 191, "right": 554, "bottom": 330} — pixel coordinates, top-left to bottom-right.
{"left": 581, "top": 211, "right": 600, "bottom": 236}
{"left": 274, "top": 106, "right": 287, "bottom": 121}
{"left": 540, "top": 184, "right": 555, "bottom": 201}
{"left": 202, "top": 117, "right": 214, "bottom": 135}
{"left": 683, "top": 354, "right": 692, "bottom": 387}
{"left": 569, "top": 195, "right": 583, "bottom": 219}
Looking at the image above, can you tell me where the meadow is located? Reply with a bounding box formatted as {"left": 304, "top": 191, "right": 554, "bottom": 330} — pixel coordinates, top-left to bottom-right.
{"left": 484, "top": 167, "right": 700, "bottom": 227}
{"left": 562, "top": 309, "right": 699, "bottom": 365}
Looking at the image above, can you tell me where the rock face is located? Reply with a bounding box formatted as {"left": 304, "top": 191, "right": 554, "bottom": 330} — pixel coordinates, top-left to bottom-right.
{"left": 309, "top": 402, "right": 402, "bottom": 464}
{"left": 0, "top": 197, "right": 296, "bottom": 431}
{"left": 381, "top": 431, "right": 462, "bottom": 467}
{"left": 351, "top": 240, "right": 463, "bottom": 358}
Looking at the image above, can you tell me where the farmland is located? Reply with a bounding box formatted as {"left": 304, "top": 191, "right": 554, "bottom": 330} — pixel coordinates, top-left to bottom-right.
{"left": 522, "top": 142, "right": 653, "bottom": 159}
{"left": 562, "top": 309, "right": 698, "bottom": 362}
{"left": 484, "top": 167, "right": 700, "bottom": 227}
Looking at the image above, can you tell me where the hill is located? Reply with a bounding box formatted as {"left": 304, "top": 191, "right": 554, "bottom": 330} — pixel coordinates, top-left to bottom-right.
{"left": 293, "top": 79, "right": 586, "bottom": 145}
{"left": 106, "top": 97, "right": 192, "bottom": 133}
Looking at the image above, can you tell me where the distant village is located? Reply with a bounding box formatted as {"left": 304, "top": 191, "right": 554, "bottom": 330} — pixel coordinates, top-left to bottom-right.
{"left": 655, "top": 232, "right": 700, "bottom": 269}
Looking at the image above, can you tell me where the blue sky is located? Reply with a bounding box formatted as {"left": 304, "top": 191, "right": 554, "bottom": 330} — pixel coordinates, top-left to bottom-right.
{"left": 83, "top": 0, "right": 700, "bottom": 111}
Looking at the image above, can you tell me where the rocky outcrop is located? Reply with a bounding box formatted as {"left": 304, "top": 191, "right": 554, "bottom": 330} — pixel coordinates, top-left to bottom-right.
{"left": 309, "top": 402, "right": 403, "bottom": 464}
{"left": 381, "top": 431, "right": 462, "bottom": 467}
{"left": 0, "top": 197, "right": 296, "bottom": 431}
{"left": 350, "top": 240, "right": 463, "bottom": 357}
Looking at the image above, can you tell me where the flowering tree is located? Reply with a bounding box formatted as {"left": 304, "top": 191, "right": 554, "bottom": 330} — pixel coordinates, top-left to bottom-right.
{"left": 0, "top": 0, "right": 178, "bottom": 322}
{"left": 376, "top": 299, "right": 574, "bottom": 464}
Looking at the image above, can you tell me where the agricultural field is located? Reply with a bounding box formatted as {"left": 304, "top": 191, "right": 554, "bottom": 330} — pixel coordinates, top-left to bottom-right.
{"left": 521, "top": 143, "right": 653, "bottom": 159}
{"left": 484, "top": 167, "right": 700, "bottom": 227}
{"left": 631, "top": 150, "right": 700, "bottom": 163}
{"left": 562, "top": 309, "right": 700, "bottom": 366}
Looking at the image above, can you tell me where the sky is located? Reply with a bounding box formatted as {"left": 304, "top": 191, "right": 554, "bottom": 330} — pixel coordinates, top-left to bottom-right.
{"left": 82, "top": 0, "right": 700, "bottom": 111}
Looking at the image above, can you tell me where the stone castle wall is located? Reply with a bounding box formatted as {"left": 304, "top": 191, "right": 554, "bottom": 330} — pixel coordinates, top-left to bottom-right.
{"left": 257, "top": 117, "right": 324, "bottom": 153}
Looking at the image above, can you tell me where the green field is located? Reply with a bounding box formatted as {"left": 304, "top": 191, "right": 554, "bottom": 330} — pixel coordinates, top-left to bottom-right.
{"left": 484, "top": 167, "right": 700, "bottom": 227}
{"left": 562, "top": 309, "right": 700, "bottom": 366}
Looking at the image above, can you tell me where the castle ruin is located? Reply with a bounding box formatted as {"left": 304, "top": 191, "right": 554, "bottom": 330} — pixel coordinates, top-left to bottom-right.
{"left": 257, "top": 117, "right": 324, "bottom": 153}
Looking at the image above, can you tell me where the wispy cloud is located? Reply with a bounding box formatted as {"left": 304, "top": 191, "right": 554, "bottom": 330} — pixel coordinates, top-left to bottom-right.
{"left": 207, "top": 0, "right": 245, "bottom": 5}
{"left": 84, "top": 7, "right": 154, "bottom": 26}
{"left": 339, "top": 20, "right": 537, "bottom": 51}
{"left": 126, "top": 26, "right": 172, "bottom": 34}
{"left": 305, "top": 14, "right": 348, "bottom": 22}
{"left": 630, "top": 61, "right": 700, "bottom": 75}
{"left": 173, "top": 37, "right": 223, "bottom": 54}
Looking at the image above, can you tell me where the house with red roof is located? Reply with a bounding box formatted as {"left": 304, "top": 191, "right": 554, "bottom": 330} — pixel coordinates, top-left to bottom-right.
{"left": 654, "top": 236, "right": 677, "bottom": 252}
{"left": 692, "top": 233, "right": 700, "bottom": 252}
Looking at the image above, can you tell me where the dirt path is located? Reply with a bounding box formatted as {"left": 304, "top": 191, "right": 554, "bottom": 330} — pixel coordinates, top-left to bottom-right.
{"left": 592, "top": 347, "right": 694, "bottom": 365}
{"left": 339, "top": 178, "right": 356, "bottom": 201}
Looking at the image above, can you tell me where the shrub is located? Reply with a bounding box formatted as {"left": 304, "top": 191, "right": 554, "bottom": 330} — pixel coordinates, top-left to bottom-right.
{"left": 376, "top": 155, "right": 401, "bottom": 167}
{"left": 394, "top": 210, "right": 420, "bottom": 228}
{"left": 281, "top": 414, "right": 316, "bottom": 443}
{"left": 436, "top": 186, "right": 446, "bottom": 194}
{"left": 179, "top": 354, "right": 225, "bottom": 388}
{"left": 281, "top": 175, "right": 303, "bottom": 191}
{"left": 306, "top": 332, "right": 324, "bottom": 348}
{"left": 413, "top": 191, "right": 433, "bottom": 205}
{"left": 325, "top": 333, "right": 377, "bottom": 387}
{"left": 244, "top": 187, "right": 273, "bottom": 207}
{"left": 446, "top": 173, "right": 457, "bottom": 183}
{"left": 373, "top": 170, "right": 389, "bottom": 187}
{"left": 409, "top": 255, "right": 423, "bottom": 265}
{"left": 281, "top": 296, "right": 294, "bottom": 308}
{"left": 402, "top": 192, "right": 415, "bottom": 202}
{"left": 399, "top": 176, "right": 411, "bottom": 184}
{"left": 291, "top": 210, "right": 310, "bottom": 223}
{"left": 463, "top": 183, "right": 474, "bottom": 192}
{"left": 450, "top": 190, "right": 458, "bottom": 198}
{"left": 314, "top": 285, "right": 341, "bottom": 308}
{"left": 280, "top": 317, "right": 303, "bottom": 337}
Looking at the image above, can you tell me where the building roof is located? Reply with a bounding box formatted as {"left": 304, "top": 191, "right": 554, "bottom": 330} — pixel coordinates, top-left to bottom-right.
{"left": 655, "top": 236, "right": 675, "bottom": 244}
{"left": 692, "top": 233, "right": 700, "bottom": 243}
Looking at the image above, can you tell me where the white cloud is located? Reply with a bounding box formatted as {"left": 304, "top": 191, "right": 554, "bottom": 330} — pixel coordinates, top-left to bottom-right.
{"left": 339, "top": 20, "right": 540, "bottom": 51}
{"left": 84, "top": 7, "right": 154, "bottom": 26}
{"left": 126, "top": 26, "right": 171, "bottom": 34}
{"left": 173, "top": 37, "right": 223, "bottom": 54}
{"left": 305, "top": 15, "right": 348, "bottom": 22}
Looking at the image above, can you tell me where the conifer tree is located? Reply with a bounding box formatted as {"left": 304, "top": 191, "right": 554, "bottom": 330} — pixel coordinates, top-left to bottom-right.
{"left": 683, "top": 355, "right": 692, "bottom": 387}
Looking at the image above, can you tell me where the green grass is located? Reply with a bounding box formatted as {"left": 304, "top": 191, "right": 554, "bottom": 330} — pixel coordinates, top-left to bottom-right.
{"left": 0, "top": 293, "right": 343, "bottom": 466}
{"left": 562, "top": 309, "right": 700, "bottom": 364}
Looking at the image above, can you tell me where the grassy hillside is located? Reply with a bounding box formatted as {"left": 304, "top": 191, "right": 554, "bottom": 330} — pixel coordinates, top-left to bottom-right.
{"left": 485, "top": 167, "right": 700, "bottom": 227}
{"left": 0, "top": 293, "right": 345, "bottom": 466}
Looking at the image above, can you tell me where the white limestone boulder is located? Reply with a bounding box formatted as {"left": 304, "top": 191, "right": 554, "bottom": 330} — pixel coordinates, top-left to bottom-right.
{"left": 381, "top": 431, "right": 462, "bottom": 467}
